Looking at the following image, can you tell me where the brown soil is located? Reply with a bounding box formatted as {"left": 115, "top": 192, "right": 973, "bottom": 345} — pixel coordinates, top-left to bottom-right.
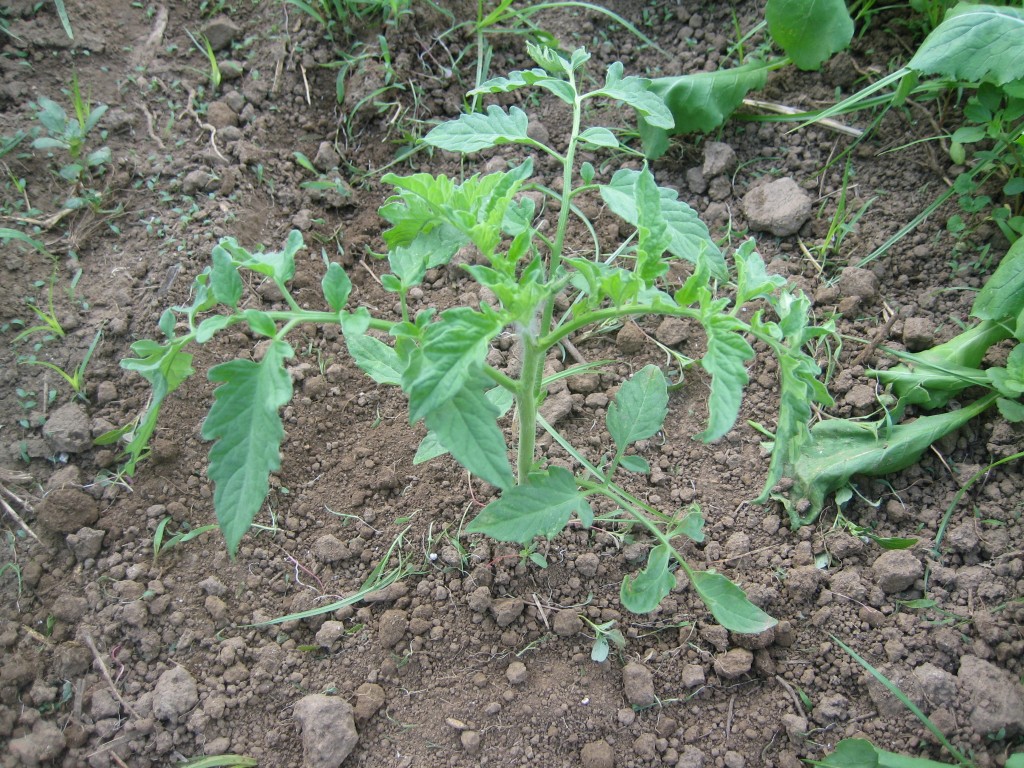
{"left": 1, "top": 1, "right": 1022, "bottom": 767}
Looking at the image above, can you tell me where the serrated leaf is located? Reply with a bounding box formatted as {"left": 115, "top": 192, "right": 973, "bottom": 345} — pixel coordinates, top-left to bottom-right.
{"left": 423, "top": 382, "right": 514, "bottom": 491}
{"left": 735, "top": 242, "right": 786, "bottom": 304}
{"left": 765, "top": 0, "right": 853, "bottom": 71}
{"left": 600, "top": 168, "right": 726, "bottom": 279}
{"left": 321, "top": 262, "right": 351, "bottom": 311}
{"left": 202, "top": 340, "right": 294, "bottom": 556}
{"left": 471, "top": 68, "right": 575, "bottom": 104}
{"left": 607, "top": 364, "right": 669, "bottom": 450}
{"left": 466, "top": 467, "right": 590, "bottom": 544}
{"left": 403, "top": 307, "right": 503, "bottom": 421}
{"left": 634, "top": 167, "right": 673, "bottom": 284}
{"left": 642, "top": 61, "right": 770, "bottom": 146}
{"left": 240, "top": 230, "right": 302, "bottom": 284}
{"left": 592, "top": 62, "right": 674, "bottom": 129}
{"left": 415, "top": 386, "right": 514, "bottom": 465}
{"left": 211, "top": 246, "right": 243, "bottom": 308}
{"left": 909, "top": 3, "right": 1024, "bottom": 86}
{"left": 424, "top": 105, "right": 536, "bottom": 153}
{"left": 971, "top": 236, "right": 1024, "bottom": 320}
{"left": 690, "top": 570, "right": 777, "bottom": 633}
{"left": 620, "top": 543, "right": 675, "bottom": 614}
{"left": 696, "top": 315, "right": 754, "bottom": 442}
{"left": 346, "top": 333, "right": 403, "bottom": 386}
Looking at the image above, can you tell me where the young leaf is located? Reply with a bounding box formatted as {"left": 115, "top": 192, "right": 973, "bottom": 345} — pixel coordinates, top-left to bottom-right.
{"left": 346, "top": 333, "right": 404, "bottom": 386}
{"left": 600, "top": 169, "right": 726, "bottom": 279}
{"left": 606, "top": 364, "right": 669, "bottom": 450}
{"left": 578, "top": 127, "right": 620, "bottom": 149}
{"left": 423, "top": 382, "right": 515, "bottom": 491}
{"left": 690, "top": 570, "right": 777, "bottom": 634}
{"left": 202, "top": 340, "right": 294, "bottom": 557}
{"left": 321, "top": 262, "right": 351, "bottom": 311}
{"left": 471, "top": 68, "right": 575, "bottom": 104}
{"left": 239, "top": 230, "right": 303, "bottom": 284}
{"left": 424, "top": 105, "right": 539, "bottom": 154}
{"left": 591, "top": 62, "right": 674, "bottom": 129}
{"left": 403, "top": 307, "right": 503, "bottom": 422}
{"left": 696, "top": 315, "right": 755, "bottom": 442}
{"left": 909, "top": 3, "right": 1024, "bottom": 86}
{"left": 620, "top": 543, "right": 676, "bottom": 614}
{"left": 619, "top": 455, "right": 651, "bottom": 474}
{"left": 634, "top": 167, "right": 673, "bottom": 283}
{"left": 210, "top": 246, "right": 243, "bottom": 308}
{"left": 466, "top": 467, "right": 591, "bottom": 544}
{"left": 765, "top": 0, "right": 853, "bottom": 71}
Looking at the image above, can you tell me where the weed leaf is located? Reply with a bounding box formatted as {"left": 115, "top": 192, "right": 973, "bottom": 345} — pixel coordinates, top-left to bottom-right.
{"left": 620, "top": 543, "right": 675, "bottom": 614}
{"left": 202, "top": 340, "right": 294, "bottom": 557}
{"left": 321, "top": 262, "right": 351, "bottom": 311}
{"left": 909, "top": 3, "right": 1024, "bottom": 86}
{"left": 600, "top": 169, "right": 726, "bottom": 279}
{"left": 971, "top": 237, "right": 1024, "bottom": 320}
{"left": 466, "top": 467, "right": 591, "bottom": 543}
{"left": 690, "top": 570, "right": 777, "bottom": 633}
{"left": 423, "top": 378, "right": 514, "bottom": 490}
{"left": 641, "top": 61, "right": 769, "bottom": 152}
{"left": 607, "top": 365, "right": 669, "bottom": 450}
{"left": 424, "top": 105, "right": 537, "bottom": 153}
{"left": 765, "top": 0, "right": 853, "bottom": 71}
{"left": 696, "top": 315, "right": 754, "bottom": 442}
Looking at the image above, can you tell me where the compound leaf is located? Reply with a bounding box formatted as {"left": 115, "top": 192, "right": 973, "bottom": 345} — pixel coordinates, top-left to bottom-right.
{"left": 620, "top": 543, "right": 676, "bottom": 614}
{"left": 909, "top": 3, "right": 1024, "bottom": 86}
{"left": 592, "top": 62, "right": 674, "bottom": 128}
{"left": 466, "top": 466, "right": 590, "bottom": 544}
{"left": 202, "top": 340, "right": 294, "bottom": 557}
{"left": 765, "top": 0, "right": 853, "bottom": 71}
{"left": 691, "top": 570, "right": 777, "bottom": 633}
{"left": 607, "top": 364, "right": 669, "bottom": 450}
{"left": 423, "top": 380, "right": 514, "bottom": 491}
{"left": 424, "top": 105, "right": 538, "bottom": 153}
{"left": 600, "top": 169, "right": 726, "bottom": 279}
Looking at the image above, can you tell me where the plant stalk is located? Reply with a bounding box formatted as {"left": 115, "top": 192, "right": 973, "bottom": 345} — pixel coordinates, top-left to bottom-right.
{"left": 514, "top": 332, "right": 545, "bottom": 484}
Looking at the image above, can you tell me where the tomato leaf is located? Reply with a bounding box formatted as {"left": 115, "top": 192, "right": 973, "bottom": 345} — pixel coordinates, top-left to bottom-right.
{"left": 607, "top": 364, "right": 669, "bottom": 450}
{"left": 690, "top": 570, "right": 777, "bottom": 633}
{"left": 696, "top": 315, "right": 754, "bottom": 442}
{"left": 466, "top": 467, "right": 590, "bottom": 543}
{"left": 424, "top": 105, "right": 539, "bottom": 153}
{"left": 202, "top": 340, "right": 294, "bottom": 557}
{"left": 620, "top": 543, "right": 676, "bottom": 614}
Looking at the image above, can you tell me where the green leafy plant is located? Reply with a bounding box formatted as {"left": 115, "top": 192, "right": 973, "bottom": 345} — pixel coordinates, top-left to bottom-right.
{"left": 19, "top": 327, "right": 102, "bottom": 400}
{"left": 152, "top": 516, "right": 219, "bottom": 566}
{"left": 12, "top": 268, "right": 66, "bottom": 344}
{"left": 639, "top": 0, "right": 854, "bottom": 157}
{"left": 581, "top": 616, "right": 625, "bottom": 663}
{"left": 777, "top": 236, "right": 1023, "bottom": 527}
{"left": 31, "top": 74, "right": 111, "bottom": 210}
{"left": 187, "top": 31, "right": 222, "bottom": 92}
{"left": 120, "top": 44, "right": 839, "bottom": 632}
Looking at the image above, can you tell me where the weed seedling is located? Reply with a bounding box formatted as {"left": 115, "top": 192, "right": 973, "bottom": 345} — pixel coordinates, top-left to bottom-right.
{"left": 121, "top": 44, "right": 839, "bottom": 631}
{"left": 581, "top": 616, "right": 625, "bottom": 662}
{"left": 152, "top": 516, "right": 219, "bottom": 566}
{"left": 19, "top": 327, "right": 102, "bottom": 400}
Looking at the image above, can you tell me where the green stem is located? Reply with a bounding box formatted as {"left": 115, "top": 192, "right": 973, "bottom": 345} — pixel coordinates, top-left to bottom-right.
{"left": 515, "top": 333, "right": 545, "bottom": 484}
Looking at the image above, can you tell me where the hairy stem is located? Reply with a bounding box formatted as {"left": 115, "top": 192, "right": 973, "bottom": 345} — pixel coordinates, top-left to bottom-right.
{"left": 515, "top": 332, "right": 545, "bottom": 484}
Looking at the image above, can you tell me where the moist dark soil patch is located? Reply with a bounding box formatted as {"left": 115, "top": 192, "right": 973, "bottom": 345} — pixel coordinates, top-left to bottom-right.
{"left": 1, "top": 1, "right": 1022, "bottom": 767}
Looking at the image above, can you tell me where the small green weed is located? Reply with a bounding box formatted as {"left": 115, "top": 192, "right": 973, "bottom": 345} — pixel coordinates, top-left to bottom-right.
{"left": 152, "top": 516, "right": 219, "bottom": 566}
{"left": 19, "top": 326, "right": 103, "bottom": 400}
{"left": 581, "top": 616, "right": 625, "bottom": 662}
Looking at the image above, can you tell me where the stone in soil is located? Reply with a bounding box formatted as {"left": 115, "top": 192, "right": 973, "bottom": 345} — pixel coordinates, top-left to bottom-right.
{"left": 622, "top": 662, "right": 656, "bottom": 708}
{"left": 152, "top": 666, "right": 199, "bottom": 721}
{"left": 293, "top": 694, "right": 359, "bottom": 768}
{"left": 352, "top": 682, "right": 385, "bottom": 722}
{"left": 837, "top": 266, "right": 880, "bottom": 301}
{"left": 714, "top": 648, "right": 753, "bottom": 680}
{"left": 506, "top": 660, "right": 528, "bottom": 685}
{"left": 871, "top": 549, "right": 923, "bottom": 594}
{"left": 377, "top": 609, "right": 408, "bottom": 647}
{"left": 957, "top": 655, "right": 1024, "bottom": 736}
{"left": 9, "top": 718, "right": 66, "bottom": 766}
{"left": 201, "top": 15, "right": 241, "bottom": 51}
{"left": 552, "top": 609, "right": 583, "bottom": 637}
{"left": 42, "top": 402, "right": 91, "bottom": 453}
{"left": 34, "top": 488, "right": 99, "bottom": 534}
{"left": 491, "top": 597, "right": 525, "bottom": 627}
{"left": 580, "top": 738, "right": 615, "bottom": 768}
{"left": 742, "top": 177, "right": 812, "bottom": 236}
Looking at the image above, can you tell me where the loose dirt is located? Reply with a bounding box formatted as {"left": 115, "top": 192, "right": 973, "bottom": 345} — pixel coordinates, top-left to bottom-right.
{"left": 1, "top": 1, "right": 1021, "bottom": 767}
